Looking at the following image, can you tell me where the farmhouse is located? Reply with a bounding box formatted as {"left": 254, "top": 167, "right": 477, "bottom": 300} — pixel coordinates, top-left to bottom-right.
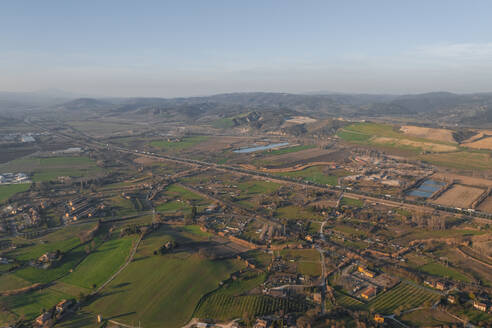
{"left": 55, "top": 299, "right": 73, "bottom": 314}
{"left": 473, "top": 300, "right": 488, "bottom": 312}
{"left": 374, "top": 314, "right": 385, "bottom": 323}
{"left": 35, "top": 312, "right": 51, "bottom": 326}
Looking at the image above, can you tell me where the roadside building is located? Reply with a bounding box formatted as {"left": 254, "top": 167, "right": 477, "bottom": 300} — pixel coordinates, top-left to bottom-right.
{"left": 374, "top": 314, "right": 384, "bottom": 324}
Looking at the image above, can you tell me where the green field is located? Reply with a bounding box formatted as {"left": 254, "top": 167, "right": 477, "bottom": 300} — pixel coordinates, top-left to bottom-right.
{"left": 237, "top": 180, "right": 281, "bottom": 195}
{"left": 368, "top": 281, "right": 440, "bottom": 314}
{"left": 337, "top": 122, "right": 492, "bottom": 170}
{"left": 14, "top": 244, "right": 87, "bottom": 284}
{"left": 61, "top": 236, "right": 134, "bottom": 289}
{"left": 276, "top": 166, "right": 344, "bottom": 186}
{"left": 0, "top": 156, "right": 103, "bottom": 182}
{"left": 0, "top": 183, "right": 30, "bottom": 202}
{"left": 418, "top": 150, "right": 492, "bottom": 171}
{"left": 0, "top": 274, "right": 31, "bottom": 292}
{"left": 0, "top": 287, "right": 70, "bottom": 321}
{"left": 212, "top": 118, "right": 235, "bottom": 129}
{"left": 156, "top": 184, "right": 210, "bottom": 214}
{"left": 267, "top": 144, "right": 315, "bottom": 156}
{"left": 195, "top": 294, "right": 308, "bottom": 321}
{"left": 418, "top": 262, "right": 471, "bottom": 282}
{"left": 150, "top": 136, "right": 209, "bottom": 150}
{"left": 340, "top": 197, "right": 364, "bottom": 207}
{"left": 84, "top": 228, "right": 243, "bottom": 328}
{"left": 337, "top": 123, "right": 457, "bottom": 152}
{"left": 280, "top": 249, "right": 321, "bottom": 277}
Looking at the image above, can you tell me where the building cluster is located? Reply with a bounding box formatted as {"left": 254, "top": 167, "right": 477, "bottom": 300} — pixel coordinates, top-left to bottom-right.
{"left": 35, "top": 299, "right": 74, "bottom": 327}
{"left": 64, "top": 197, "right": 102, "bottom": 222}
{"left": 0, "top": 172, "right": 30, "bottom": 184}
{"left": 0, "top": 132, "right": 47, "bottom": 144}
{"left": 335, "top": 264, "right": 399, "bottom": 301}
{"left": 343, "top": 152, "right": 433, "bottom": 191}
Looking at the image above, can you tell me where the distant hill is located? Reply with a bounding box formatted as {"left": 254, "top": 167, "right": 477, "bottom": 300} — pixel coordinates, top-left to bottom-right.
{"left": 49, "top": 91, "right": 492, "bottom": 127}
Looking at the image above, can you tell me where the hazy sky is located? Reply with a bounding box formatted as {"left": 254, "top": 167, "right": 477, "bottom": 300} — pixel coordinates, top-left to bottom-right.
{"left": 1, "top": 0, "right": 492, "bottom": 97}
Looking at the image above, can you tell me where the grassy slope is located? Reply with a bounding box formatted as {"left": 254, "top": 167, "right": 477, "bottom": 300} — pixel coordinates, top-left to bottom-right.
{"left": 61, "top": 236, "right": 134, "bottom": 289}
{"left": 85, "top": 229, "right": 242, "bottom": 328}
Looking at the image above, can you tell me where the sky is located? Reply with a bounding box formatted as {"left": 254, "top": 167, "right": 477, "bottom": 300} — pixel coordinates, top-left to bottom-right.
{"left": 1, "top": 0, "right": 492, "bottom": 97}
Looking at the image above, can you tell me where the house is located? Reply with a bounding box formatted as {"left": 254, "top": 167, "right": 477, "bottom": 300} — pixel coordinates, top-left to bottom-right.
{"left": 313, "top": 292, "right": 322, "bottom": 304}
{"left": 361, "top": 286, "right": 377, "bottom": 299}
{"left": 55, "top": 299, "right": 72, "bottom": 313}
{"left": 374, "top": 314, "right": 385, "bottom": 323}
{"left": 35, "top": 312, "right": 51, "bottom": 326}
{"left": 435, "top": 281, "right": 446, "bottom": 291}
{"left": 254, "top": 318, "right": 270, "bottom": 328}
{"left": 447, "top": 295, "right": 457, "bottom": 304}
{"left": 473, "top": 300, "right": 488, "bottom": 312}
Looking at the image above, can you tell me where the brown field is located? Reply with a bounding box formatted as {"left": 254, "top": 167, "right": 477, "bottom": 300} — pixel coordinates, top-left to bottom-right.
{"left": 400, "top": 125, "right": 457, "bottom": 143}
{"left": 433, "top": 184, "right": 485, "bottom": 208}
{"left": 438, "top": 248, "right": 492, "bottom": 286}
{"left": 463, "top": 136, "right": 492, "bottom": 150}
{"left": 189, "top": 136, "right": 257, "bottom": 152}
{"left": 477, "top": 196, "right": 492, "bottom": 213}
{"left": 432, "top": 173, "right": 492, "bottom": 188}
{"left": 373, "top": 137, "right": 457, "bottom": 152}
{"left": 261, "top": 148, "right": 348, "bottom": 169}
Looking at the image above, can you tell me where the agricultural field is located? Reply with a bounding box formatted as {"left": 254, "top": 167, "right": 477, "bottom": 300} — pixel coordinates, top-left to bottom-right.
{"left": 267, "top": 144, "right": 315, "bottom": 156}
{"left": 67, "top": 120, "right": 147, "bottom": 138}
{"left": 338, "top": 122, "right": 457, "bottom": 151}
{"left": 150, "top": 136, "right": 210, "bottom": 151}
{"left": 340, "top": 197, "right": 364, "bottom": 207}
{"left": 400, "top": 308, "right": 461, "bottom": 327}
{"left": 477, "top": 196, "right": 492, "bottom": 212}
{"left": 0, "top": 274, "right": 31, "bottom": 292}
{"left": 400, "top": 125, "right": 457, "bottom": 143}
{"left": 418, "top": 262, "right": 471, "bottom": 282}
{"left": 0, "top": 183, "right": 30, "bottom": 202}
{"left": 0, "top": 287, "right": 71, "bottom": 322}
{"left": 275, "top": 166, "right": 343, "bottom": 186}
{"left": 280, "top": 249, "right": 321, "bottom": 276}
{"left": 195, "top": 294, "right": 308, "bottom": 322}
{"left": 433, "top": 184, "right": 484, "bottom": 208}
{"left": 331, "top": 291, "right": 364, "bottom": 310}
{"left": 462, "top": 136, "right": 492, "bottom": 150}
{"left": 0, "top": 156, "right": 104, "bottom": 182}
{"left": 61, "top": 236, "right": 135, "bottom": 289}
{"left": 84, "top": 227, "right": 243, "bottom": 328}
{"left": 367, "top": 281, "right": 440, "bottom": 314}
{"left": 255, "top": 147, "right": 343, "bottom": 170}
{"left": 418, "top": 150, "right": 492, "bottom": 171}
{"left": 237, "top": 180, "right": 281, "bottom": 195}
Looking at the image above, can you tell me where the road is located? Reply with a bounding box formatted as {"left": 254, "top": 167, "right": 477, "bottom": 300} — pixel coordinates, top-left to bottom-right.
{"left": 317, "top": 220, "right": 328, "bottom": 313}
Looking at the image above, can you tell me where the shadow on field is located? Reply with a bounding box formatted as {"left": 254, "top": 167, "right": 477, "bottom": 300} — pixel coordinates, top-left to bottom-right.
{"left": 114, "top": 282, "right": 131, "bottom": 288}
{"left": 132, "top": 255, "right": 150, "bottom": 262}
{"left": 107, "top": 311, "right": 136, "bottom": 320}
